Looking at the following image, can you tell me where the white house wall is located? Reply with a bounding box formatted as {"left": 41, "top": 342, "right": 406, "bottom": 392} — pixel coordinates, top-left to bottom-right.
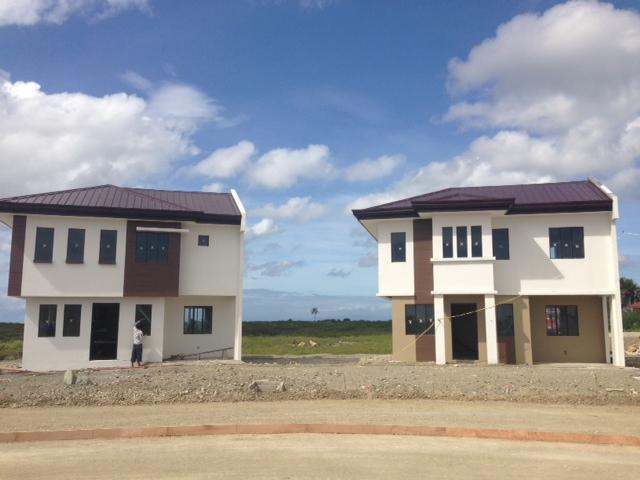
{"left": 377, "top": 219, "right": 415, "bottom": 297}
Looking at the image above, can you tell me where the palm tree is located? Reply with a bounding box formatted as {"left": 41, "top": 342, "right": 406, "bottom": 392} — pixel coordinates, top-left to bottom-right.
{"left": 620, "top": 277, "right": 640, "bottom": 306}
{"left": 311, "top": 307, "right": 319, "bottom": 321}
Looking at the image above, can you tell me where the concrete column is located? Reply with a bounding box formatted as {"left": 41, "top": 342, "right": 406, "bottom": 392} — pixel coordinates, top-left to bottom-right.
{"left": 609, "top": 294, "right": 626, "bottom": 367}
{"left": 484, "top": 294, "right": 499, "bottom": 365}
{"left": 434, "top": 294, "right": 446, "bottom": 365}
{"left": 601, "top": 296, "right": 612, "bottom": 364}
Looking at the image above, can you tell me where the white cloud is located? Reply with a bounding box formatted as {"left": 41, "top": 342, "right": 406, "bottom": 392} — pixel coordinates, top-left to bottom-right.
{"left": 0, "top": 69, "right": 222, "bottom": 196}
{"left": 193, "top": 140, "right": 256, "bottom": 179}
{"left": 327, "top": 267, "right": 351, "bottom": 278}
{"left": 202, "top": 182, "right": 225, "bottom": 193}
{"left": 357, "top": 253, "right": 376, "bottom": 268}
{"left": 352, "top": 0, "right": 640, "bottom": 208}
{"left": 0, "top": 0, "right": 150, "bottom": 26}
{"left": 299, "top": 0, "right": 337, "bottom": 9}
{"left": 344, "top": 154, "right": 403, "bottom": 182}
{"left": 246, "top": 218, "right": 279, "bottom": 240}
{"left": 253, "top": 197, "right": 327, "bottom": 222}
{"left": 247, "top": 144, "right": 335, "bottom": 189}
{"left": 249, "top": 260, "right": 303, "bottom": 277}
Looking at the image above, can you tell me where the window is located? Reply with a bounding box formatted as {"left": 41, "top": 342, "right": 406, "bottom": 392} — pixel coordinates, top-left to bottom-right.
{"left": 135, "top": 232, "right": 169, "bottom": 263}
{"left": 496, "top": 304, "right": 514, "bottom": 337}
{"left": 99, "top": 230, "right": 117, "bottom": 264}
{"left": 492, "top": 228, "right": 510, "bottom": 260}
{"left": 135, "top": 304, "right": 152, "bottom": 335}
{"left": 549, "top": 227, "right": 584, "bottom": 259}
{"left": 34, "top": 227, "right": 54, "bottom": 263}
{"left": 66, "top": 228, "right": 85, "bottom": 264}
{"left": 63, "top": 304, "right": 81, "bottom": 337}
{"left": 38, "top": 304, "right": 57, "bottom": 337}
{"left": 456, "top": 226, "right": 468, "bottom": 258}
{"left": 183, "top": 306, "right": 213, "bottom": 334}
{"left": 545, "top": 305, "right": 579, "bottom": 336}
{"left": 471, "top": 226, "right": 482, "bottom": 258}
{"left": 405, "top": 304, "right": 435, "bottom": 335}
{"left": 391, "top": 232, "right": 406, "bottom": 263}
{"left": 198, "top": 235, "right": 210, "bottom": 247}
{"left": 442, "top": 227, "right": 453, "bottom": 258}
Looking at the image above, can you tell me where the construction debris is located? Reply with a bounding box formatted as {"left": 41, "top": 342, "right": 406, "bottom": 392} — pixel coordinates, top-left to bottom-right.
{"left": 248, "top": 379, "right": 286, "bottom": 393}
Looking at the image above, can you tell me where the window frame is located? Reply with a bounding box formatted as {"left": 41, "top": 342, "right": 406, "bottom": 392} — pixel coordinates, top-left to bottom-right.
{"left": 456, "top": 226, "right": 468, "bottom": 258}
{"left": 390, "top": 232, "right": 406, "bottom": 263}
{"left": 545, "top": 305, "right": 579, "bottom": 336}
{"left": 442, "top": 227, "right": 453, "bottom": 258}
{"left": 135, "top": 231, "right": 170, "bottom": 263}
{"left": 135, "top": 304, "right": 153, "bottom": 336}
{"left": 62, "top": 304, "right": 82, "bottom": 337}
{"left": 549, "top": 227, "right": 584, "bottom": 259}
{"left": 471, "top": 225, "right": 482, "bottom": 258}
{"left": 496, "top": 304, "right": 515, "bottom": 337}
{"left": 38, "top": 304, "right": 57, "bottom": 337}
{"left": 34, "top": 227, "right": 54, "bottom": 263}
{"left": 183, "top": 306, "right": 213, "bottom": 334}
{"left": 405, "top": 304, "right": 435, "bottom": 336}
{"left": 99, "top": 229, "right": 118, "bottom": 265}
{"left": 198, "top": 235, "right": 210, "bottom": 247}
{"left": 492, "top": 228, "right": 510, "bottom": 260}
{"left": 66, "top": 228, "right": 85, "bottom": 264}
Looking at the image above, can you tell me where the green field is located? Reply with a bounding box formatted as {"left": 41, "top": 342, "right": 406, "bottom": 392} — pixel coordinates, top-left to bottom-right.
{"left": 624, "top": 310, "right": 640, "bottom": 332}
{"left": 0, "top": 323, "right": 23, "bottom": 360}
{"left": 242, "top": 320, "right": 391, "bottom": 356}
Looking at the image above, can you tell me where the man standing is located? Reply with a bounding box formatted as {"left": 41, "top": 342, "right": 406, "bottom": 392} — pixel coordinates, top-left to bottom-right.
{"left": 131, "top": 321, "right": 144, "bottom": 368}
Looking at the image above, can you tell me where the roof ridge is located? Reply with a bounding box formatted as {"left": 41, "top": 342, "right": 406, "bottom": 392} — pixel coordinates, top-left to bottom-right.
{"left": 120, "top": 187, "right": 194, "bottom": 212}
{"left": 0, "top": 184, "right": 116, "bottom": 202}
{"left": 130, "top": 187, "right": 229, "bottom": 196}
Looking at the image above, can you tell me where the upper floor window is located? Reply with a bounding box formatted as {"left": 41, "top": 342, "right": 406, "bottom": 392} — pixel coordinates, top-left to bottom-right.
{"left": 34, "top": 227, "right": 54, "bottom": 263}
{"left": 492, "top": 228, "right": 510, "bottom": 260}
{"left": 136, "top": 232, "right": 169, "bottom": 263}
{"left": 471, "top": 226, "right": 482, "bottom": 258}
{"left": 66, "top": 228, "right": 85, "bottom": 264}
{"left": 391, "top": 232, "right": 406, "bottom": 262}
{"left": 198, "top": 235, "right": 210, "bottom": 247}
{"left": 135, "top": 304, "right": 152, "bottom": 335}
{"left": 456, "top": 226, "right": 468, "bottom": 258}
{"left": 545, "top": 305, "right": 579, "bottom": 336}
{"left": 63, "top": 304, "right": 81, "bottom": 337}
{"left": 405, "top": 304, "right": 435, "bottom": 336}
{"left": 496, "top": 304, "right": 514, "bottom": 337}
{"left": 442, "top": 227, "right": 453, "bottom": 258}
{"left": 99, "top": 230, "right": 117, "bottom": 264}
{"left": 549, "top": 227, "right": 584, "bottom": 259}
{"left": 38, "top": 304, "right": 57, "bottom": 337}
{"left": 183, "top": 306, "right": 213, "bottom": 334}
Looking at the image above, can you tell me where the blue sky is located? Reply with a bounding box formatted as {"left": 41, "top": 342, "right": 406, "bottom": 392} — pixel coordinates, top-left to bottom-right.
{"left": 1, "top": 0, "right": 640, "bottom": 321}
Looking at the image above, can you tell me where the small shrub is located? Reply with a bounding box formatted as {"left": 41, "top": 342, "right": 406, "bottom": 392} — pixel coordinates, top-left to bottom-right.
{"left": 0, "top": 340, "right": 22, "bottom": 360}
{"left": 623, "top": 310, "right": 640, "bottom": 332}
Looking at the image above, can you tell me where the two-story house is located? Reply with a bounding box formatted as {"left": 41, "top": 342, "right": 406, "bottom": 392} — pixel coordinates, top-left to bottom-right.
{"left": 353, "top": 179, "right": 626, "bottom": 367}
{"left": 0, "top": 185, "right": 245, "bottom": 371}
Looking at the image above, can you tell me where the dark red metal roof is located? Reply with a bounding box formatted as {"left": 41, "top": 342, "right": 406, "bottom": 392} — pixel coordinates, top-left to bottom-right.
{"left": 0, "top": 185, "right": 242, "bottom": 224}
{"left": 353, "top": 180, "right": 612, "bottom": 219}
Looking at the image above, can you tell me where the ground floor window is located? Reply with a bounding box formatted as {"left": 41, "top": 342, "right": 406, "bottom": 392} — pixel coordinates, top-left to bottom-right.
{"left": 63, "top": 304, "right": 81, "bottom": 337}
{"left": 545, "top": 305, "right": 579, "bottom": 336}
{"left": 183, "top": 306, "right": 213, "bottom": 334}
{"left": 38, "top": 304, "right": 57, "bottom": 337}
{"left": 496, "top": 304, "right": 514, "bottom": 337}
{"left": 135, "top": 304, "right": 152, "bottom": 335}
{"left": 405, "top": 304, "right": 435, "bottom": 335}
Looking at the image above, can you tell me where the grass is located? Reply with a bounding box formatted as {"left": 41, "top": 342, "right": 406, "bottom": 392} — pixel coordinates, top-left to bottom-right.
{"left": 0, "top": 323, "right": 23, "bottom": 360}
{"left": 624, "top": 310, "right": 640, "bottom": 332}
{"left": 242, "top": 320, "right": 391, "bottom": 356}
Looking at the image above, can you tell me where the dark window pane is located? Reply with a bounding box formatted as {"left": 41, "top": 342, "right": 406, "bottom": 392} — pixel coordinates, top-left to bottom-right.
{"left": 183, "top": 306, "right": 213, "bottom": 334}
{"left": 496, "top": 304, "right": 514, "bottom": 337}
{"left": 63, "top": 304, "right": 81, "bottom": 337}
{"left": 456, "top": 226, "right": 468, "bottom": 258}
{"left": 442, "top": 227, "right": 453, "bottom": 258}
{"left": 545, "top": 305, "right": 579, "bottom": 336}
{"left": 135, "top": 304, "right": 152, "bottom": 335}
{"left": 471, "top": 226, "right": 482, "bottom": 258}
{"left": 99, "top": 230, "right": 117, "bottom": 264}
{"left": 492, "top": 228, "right": 510, "bottom": 260}
{"left": 391, "top": 232, "right": 406, "bottom": 262}
{"left": 135, "top": 232, "right": 170, "bottom": 263}
{"left": 38, "top": 304, "right": 57, "bottom": 337}
{"left": 571, "top": 227, "right": 584, "bottom": 258}
{"left": 549, "top": 227, "right": 584, "bottom": 259}
{"left": 66, "top": 228, "right": 85, "bottom": 264}
{"left": 198, "top": 235, "right": 210, "bottom": 247}
{"left": 405, "top": 304, "right": 434, "bottom": 335}
{"left": 34, "top": 227, "right": 54, "bottom": 263}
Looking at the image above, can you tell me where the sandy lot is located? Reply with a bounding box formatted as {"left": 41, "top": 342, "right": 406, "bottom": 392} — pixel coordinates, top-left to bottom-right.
{"left": 1, "top": 359, "right": 640, "bottom": 407}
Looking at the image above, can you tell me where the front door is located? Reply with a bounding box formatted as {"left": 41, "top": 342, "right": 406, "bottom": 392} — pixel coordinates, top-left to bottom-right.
{"left": 451, "top": 303, "right": 479, "bottom": 360}
{"left": 90, "top": 303, "right": 120, "bottom": 360}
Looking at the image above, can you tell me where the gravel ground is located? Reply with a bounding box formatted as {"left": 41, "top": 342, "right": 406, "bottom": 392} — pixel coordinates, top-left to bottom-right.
{"left": 1, "top": 357, "right": 640, "bottom": 408}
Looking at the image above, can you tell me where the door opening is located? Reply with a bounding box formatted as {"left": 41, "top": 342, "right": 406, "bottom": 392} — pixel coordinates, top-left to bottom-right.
{"left": 451, "top": 303, "right": 479, "bottom": 360}
{"left": 90, "top": 303, "right": 120, "bottom": 360}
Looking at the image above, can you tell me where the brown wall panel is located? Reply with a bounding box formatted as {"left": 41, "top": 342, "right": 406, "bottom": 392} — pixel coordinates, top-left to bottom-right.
{"left": 123, "top": 221, "right": 181, "bottom": 297}
{"left": 413, "top": 219, "right": 433, "bottom": 304}
{"left": 7, "top": 215, "right": 26, "bottom": 297}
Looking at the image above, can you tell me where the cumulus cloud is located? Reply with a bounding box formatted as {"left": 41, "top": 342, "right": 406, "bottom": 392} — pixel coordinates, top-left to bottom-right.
{"left": 247, "top": 144, "right": 335, "bottom": 189}
{"left": 193, "top": 140, "right": 256, "bottom": 179}
{"left": 351, "top": 0, "right": 640, "bottom": 208}
{"left": 246, "top": 218, "right": 279, "bottom": 240}
{"left": 327, "top": 267, "right": 351, "bottom": 278}
{"left": 201, "top": 182, "right": 225, "bottom": 193}
{"left": 0, "top": 69, "right": 224, "bottom": 196}
{"left": 344, "top": 154, "right": 403, "bottom": 182}
{"left": 0, "top": 0, "right": 150, "bottom": 26}
{"left": 249, "top": 260, "right": 303, "bottom": 277}
{"left": 253, "top": 197, "right": 327, "bottom": 222}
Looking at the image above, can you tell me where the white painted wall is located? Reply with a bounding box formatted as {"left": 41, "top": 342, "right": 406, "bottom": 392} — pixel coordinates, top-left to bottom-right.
{"left": 163, "top": 296, "right": 237, "bottom": 359}
{"left": 22, "top": 297, "right": 165, "bottom": 371}
{"left": 377, "top": 220, "right": 414, "bottom": 297}
{"left": 21, "top": 215, "right": 127, "bottom": 297}
{"left": 492, "top": 212, "right": 616, "bottom": 295}
{"left": 179, "top": 222, "right": 242, "bottom": 296}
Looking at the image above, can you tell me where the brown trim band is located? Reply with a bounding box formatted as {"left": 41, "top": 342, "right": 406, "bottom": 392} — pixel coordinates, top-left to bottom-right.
{"left": 7, "top": 215, "right": 26, "bottom": 297}
{"left": 1, "top": 423, "right": 638, "bottom": 447}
